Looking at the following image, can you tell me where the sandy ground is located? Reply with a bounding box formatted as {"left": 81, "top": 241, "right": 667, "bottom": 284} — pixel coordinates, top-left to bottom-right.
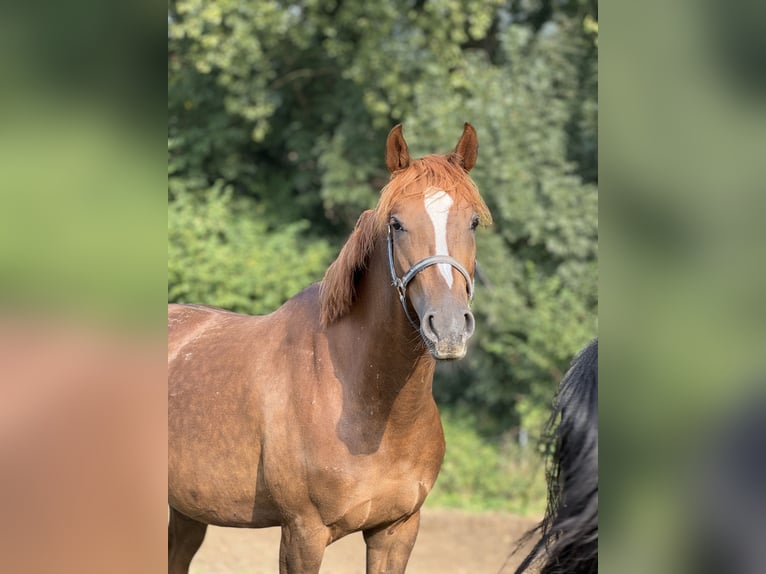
{"left": 189, "top": 507, "right": 539, "bottom": 574}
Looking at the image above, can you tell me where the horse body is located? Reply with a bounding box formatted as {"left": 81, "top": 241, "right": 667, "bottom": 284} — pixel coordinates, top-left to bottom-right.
{"left": 169, "top": 260, "right": 444, "bottom": 532}
{"left": 168, "top": 124, "right": 490, "bottom": 573}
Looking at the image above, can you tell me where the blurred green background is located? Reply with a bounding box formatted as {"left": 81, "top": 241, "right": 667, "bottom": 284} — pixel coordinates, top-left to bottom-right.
{"left": 601, "top": 1, "right": 766, "bottom": 572}
{"left": 168, "top": 0, "right": 599, "bottom": 513}
{"left": 0, "top": 1, "right": 165, "bottom": 327}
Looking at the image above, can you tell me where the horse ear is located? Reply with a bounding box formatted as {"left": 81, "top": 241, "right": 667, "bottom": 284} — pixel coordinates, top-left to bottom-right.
{"left": 386, "top": 124, "right": 411, "bottom": 173}
{"left": 319, "top": 210, "right": 378, "bottom": 326}
{"left": 452, "top": 122, "right": 478, "bottom": 172}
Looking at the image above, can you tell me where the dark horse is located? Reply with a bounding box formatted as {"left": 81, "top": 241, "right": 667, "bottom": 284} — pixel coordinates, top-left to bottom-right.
{"left": 168, "top": 124, "right": 491, "bottom": 573}
{"left": 514, "top": 338, "right": 598, "bottom": 574}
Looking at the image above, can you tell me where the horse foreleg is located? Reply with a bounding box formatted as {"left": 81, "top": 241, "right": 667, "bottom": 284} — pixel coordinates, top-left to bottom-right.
{"left": 363, "top": 511, "right": 421, "bottom": 574}
{"left": 278, "top": 516, "right": 330, "bottom": 574}
{"left": 168, "top": 507, "right": 208, "bottom": 574}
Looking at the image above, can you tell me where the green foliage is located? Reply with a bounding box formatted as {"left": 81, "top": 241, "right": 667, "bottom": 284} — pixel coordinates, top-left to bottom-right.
{"left": 168, "top": 184, "right": 333, "bottom": 313}
{"left": 427, "top": 409, "right": 547, "bottom": 515}
{"left": 422, "top": 14, "right": 599, "bottom": 431}
{"left": 168, "top": 0, "right": 598, "bottom": 444}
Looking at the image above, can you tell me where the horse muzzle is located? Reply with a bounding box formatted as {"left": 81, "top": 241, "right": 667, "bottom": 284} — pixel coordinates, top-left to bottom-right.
{"left": 420, "top": 307, "right": 476, "bottom": 360}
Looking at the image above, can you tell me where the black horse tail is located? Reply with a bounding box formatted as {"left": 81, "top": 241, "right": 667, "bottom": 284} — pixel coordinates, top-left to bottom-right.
{"left": 514, "top": 338, "right": 598, "bottom": 574}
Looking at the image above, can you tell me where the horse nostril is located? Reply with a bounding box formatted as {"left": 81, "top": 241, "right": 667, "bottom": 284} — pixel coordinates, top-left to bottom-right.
{"left": 464, "top": 312, "right": 475, "bottom": 337}
{"left": 421, "top": 312, "right": 438, "bottom": 342}
{"left": 422, "top": 311, "right": 474, "bottom": 343}
{"left": 428, "top": 314, "right": 437, "bottom": 337}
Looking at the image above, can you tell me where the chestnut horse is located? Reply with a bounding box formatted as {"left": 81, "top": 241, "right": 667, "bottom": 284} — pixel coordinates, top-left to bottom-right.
{"left": 168, "top": 124, "right": 491, "bottom": 574}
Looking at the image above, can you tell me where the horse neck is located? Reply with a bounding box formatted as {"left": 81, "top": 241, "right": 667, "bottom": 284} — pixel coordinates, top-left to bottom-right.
{"left": 327, "top": 237, "right": 437, "bottom": 420}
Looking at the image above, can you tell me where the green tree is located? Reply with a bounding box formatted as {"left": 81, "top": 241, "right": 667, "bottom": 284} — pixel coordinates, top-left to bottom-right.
{"left": 168, "top": 184, "right": 333, "bottom": 313}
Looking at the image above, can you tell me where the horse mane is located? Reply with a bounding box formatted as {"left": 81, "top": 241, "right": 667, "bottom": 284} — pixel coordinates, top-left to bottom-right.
{"left": 513, "top": 338, "right": 599, "bottom": 574}
{"left": 319, "top": 209, "right": 378, "bottom": 327}
{"left": 319, "top": 154, "right": 491, "bottom": 327}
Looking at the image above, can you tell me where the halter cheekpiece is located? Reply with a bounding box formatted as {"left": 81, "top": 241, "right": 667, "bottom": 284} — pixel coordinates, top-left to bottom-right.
{"left": 387, "top": 224, "right": 474, "bottom": 330}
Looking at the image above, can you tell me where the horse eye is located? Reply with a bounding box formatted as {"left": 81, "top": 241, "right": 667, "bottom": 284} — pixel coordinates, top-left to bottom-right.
{"left": 470, "top": 216, "right": 480, "bottom": 231}
{"left": 390, "top": 218, "right": 404, "bottom": 232}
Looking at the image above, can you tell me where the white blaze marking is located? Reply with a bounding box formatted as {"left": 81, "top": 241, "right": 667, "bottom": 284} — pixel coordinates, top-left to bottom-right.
{"left": 424, "top": 189, "right": 454, "bottom": 288}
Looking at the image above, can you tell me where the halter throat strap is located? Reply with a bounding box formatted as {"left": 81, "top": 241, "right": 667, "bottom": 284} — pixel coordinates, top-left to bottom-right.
{"left": 386, "top": 225, "right": 474, "bottom": 330}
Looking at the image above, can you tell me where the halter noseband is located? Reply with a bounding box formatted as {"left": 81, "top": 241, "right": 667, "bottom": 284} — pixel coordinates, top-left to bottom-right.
{"left": 387, "top": 224, "right": 474, "bottom": 330}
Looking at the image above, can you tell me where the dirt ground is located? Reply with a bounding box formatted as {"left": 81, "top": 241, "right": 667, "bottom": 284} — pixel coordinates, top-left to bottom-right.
{"left": 189, "top": 507, "right": 539, "bottom": 574}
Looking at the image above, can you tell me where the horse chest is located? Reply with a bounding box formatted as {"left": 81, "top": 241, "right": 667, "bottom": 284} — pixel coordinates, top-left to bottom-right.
{"left": 309, "top": 453, "right": 438, "bottom": 535}
{"left": 322, "top": 474, "right": 431, "bottom": 536}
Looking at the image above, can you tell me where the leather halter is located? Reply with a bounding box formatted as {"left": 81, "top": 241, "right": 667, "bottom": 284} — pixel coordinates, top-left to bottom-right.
{"left": 387, "top": 224, "right": 474, "bottom": 330}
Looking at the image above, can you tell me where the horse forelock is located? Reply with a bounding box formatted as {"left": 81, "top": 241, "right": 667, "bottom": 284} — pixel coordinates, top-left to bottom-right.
{"left": 373, "top": 154, "right": 491, "bottom": 232}
{"left": 319, "top": 154, "right": 491, "bottom": 327}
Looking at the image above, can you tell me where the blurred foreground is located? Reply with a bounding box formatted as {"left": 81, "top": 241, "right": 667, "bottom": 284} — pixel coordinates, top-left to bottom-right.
{"left": 0, "top": 318, "right": 166, "bottom": 573}
{"left": 0, "top": 1, "right": 167, "bottom": 572}
{"left": 602, "top": 1, "right": 766, "bottom": 572}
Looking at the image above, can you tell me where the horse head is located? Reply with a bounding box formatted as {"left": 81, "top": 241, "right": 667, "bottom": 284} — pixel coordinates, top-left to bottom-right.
{"left": 381, "top": 123, "right": 490, "bottom": 359}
